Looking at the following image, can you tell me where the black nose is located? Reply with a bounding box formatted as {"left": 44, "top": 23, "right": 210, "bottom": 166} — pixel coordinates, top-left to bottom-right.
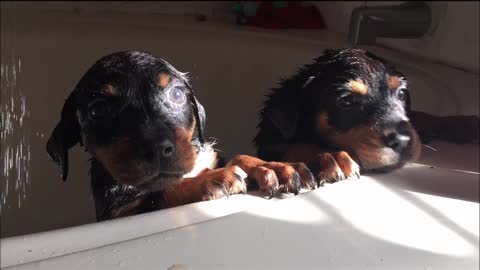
{"left": 159, "top": 139, "right": 175, "bottom": 158}
{"left": 382, "top": 121, "right": 412, "bottom": 151}
{"left": 143, "top": 139, "right": 175, "bottom": 161}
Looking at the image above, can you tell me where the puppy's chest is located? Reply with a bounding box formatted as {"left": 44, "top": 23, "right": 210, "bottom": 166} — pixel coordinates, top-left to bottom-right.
{"left": 183, "top": 142, "right": 218, "bottom": 178}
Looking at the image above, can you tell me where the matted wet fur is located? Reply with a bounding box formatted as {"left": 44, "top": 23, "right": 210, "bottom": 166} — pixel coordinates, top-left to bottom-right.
{"left": 46, "top": 51, "right": 252, "bottom": 221}
{"left": 251, "top": 48, "right": 423, "bottom": 186}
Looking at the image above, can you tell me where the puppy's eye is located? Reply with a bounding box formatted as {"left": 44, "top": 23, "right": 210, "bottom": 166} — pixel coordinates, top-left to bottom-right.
{"left": 397, "top": 89, "right": 407, "bottom": 101}
{"left": 169, "top": 88, "right": 186, "bottom": 104}
{"left": 337, "top": 94, "right": 354, "bottom": 109}
{"left": 88, "top": 99, "right": 109, "bottom": 120}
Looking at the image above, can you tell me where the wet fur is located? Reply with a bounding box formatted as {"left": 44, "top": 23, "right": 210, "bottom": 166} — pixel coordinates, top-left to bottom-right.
{"left": 254, "top": 48, "right": 421, "bottom": 172}
{"left": 47, "top": 51, "right": 220, "bottom": 221}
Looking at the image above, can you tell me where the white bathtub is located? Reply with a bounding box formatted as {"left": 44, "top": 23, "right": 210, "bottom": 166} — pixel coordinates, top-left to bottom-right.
{"left": 1, "top": 8, "right": 479, "bottom": 270}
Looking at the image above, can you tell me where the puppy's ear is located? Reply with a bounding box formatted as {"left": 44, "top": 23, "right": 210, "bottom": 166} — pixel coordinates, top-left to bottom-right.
{"left": 192, "top": 96, "right": 206, "bottom": 144}
{"left": 46, "top": 92, "right": 81, "bottom": 181}
{"left": 265, "top": 76, "right": 314, "bottom": 140}
{"left": 266, "top": 50, "right": 333, "bottom": 140}
{"left": 265, "top": 99, "right": 301, "bottom": 140}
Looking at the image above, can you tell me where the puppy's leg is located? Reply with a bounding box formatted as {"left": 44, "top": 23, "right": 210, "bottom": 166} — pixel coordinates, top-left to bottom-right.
{"left": 159, "top": 166, "right": 248, "bottom": 208}
{"left": 228, "top": 155, "right": 316, "bottom": 196}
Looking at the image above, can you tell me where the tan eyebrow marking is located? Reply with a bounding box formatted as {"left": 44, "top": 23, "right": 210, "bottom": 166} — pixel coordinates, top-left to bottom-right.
{"left": 316, "top": 111, "right": 330, "bottom": 134}
{"left": 157, "top": 73, "right": 171, "bottom": 88}
{"left": 387, "top": 76, "right": 401, "bottom": 91}
{"left": 348, "top": 79, "right": 368, "bottom": 95}
{"left": 101, "top": 84, "right": 116, "bottom": 96}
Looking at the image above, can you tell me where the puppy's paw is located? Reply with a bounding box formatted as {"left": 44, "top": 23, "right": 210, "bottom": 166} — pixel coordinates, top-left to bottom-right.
{"left": 332, "top": 151, "right": 360, "bottom": 179}
{"left": 255, "top": 162, "right": 301, "bottom": 196}
{"left": 289, "top": 162, "right": 317, "bottom": 190}
{"left": 200, "top": 165, "right": 248, "bottom": 201}
{"left": 228, "top": 155, "right": 316, "bottom": 197}
{"left": 316, "top": 151, "right": 360, "bottom": 186}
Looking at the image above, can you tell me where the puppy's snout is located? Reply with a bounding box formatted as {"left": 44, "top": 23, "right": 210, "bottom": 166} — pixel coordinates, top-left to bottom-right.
{"left": 382, "top": 121, "right": 412, "bottom": 151}
{"left": 160, "top": 139, "right": 175, "bottom": 158}
{"left": 142, "top": 139, "right": 176, "bottom": 162}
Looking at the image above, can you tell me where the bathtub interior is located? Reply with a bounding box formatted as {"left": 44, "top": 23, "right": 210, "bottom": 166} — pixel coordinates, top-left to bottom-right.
{"left": 1, "top": 8, "right": 479, "bottom": 241}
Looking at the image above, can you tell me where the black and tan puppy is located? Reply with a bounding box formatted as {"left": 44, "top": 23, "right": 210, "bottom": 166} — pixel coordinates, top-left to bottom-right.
{"left": 233, "top": 48, "right": 422, "bottom": 185}
{"left": 47, "top": 51, "right": 254, "bottom": 221}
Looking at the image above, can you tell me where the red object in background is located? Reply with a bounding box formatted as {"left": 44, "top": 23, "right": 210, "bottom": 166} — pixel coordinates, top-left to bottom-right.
{"left": 244, "top": 2, "right": 326, "bottom": 29}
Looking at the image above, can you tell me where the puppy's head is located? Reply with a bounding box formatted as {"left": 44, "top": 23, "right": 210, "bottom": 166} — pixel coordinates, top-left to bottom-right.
{"left": 47, "top": 51, "right": 206, "bottom": 191}
{"left": 275, "top": 48, "right": 421, "bottom": 171}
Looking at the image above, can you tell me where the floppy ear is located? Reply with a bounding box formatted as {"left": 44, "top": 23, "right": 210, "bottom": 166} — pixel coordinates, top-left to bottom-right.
{"left": 264, "top": 76, "right": 314, "bottom": 140}
{"left": 179, "top": 73, "right": 206, "bottom": 144}
{"left": 192, "top": 96, "right": 206, "bottom": 144}
{"left": 265, "top": 99, "right": 301, "bottom": 140}
{"left": 46, "top": 92, "right": 81, "bottom": 181}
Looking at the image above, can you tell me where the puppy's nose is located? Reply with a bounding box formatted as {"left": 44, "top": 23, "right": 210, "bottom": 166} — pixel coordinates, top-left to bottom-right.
{"left": 159, "top": 139, "right": 175, "bottom": 158}
{"left": 142, "top": 139, "right": 175, "bottom": 161}
{"left": 382, "top": 121, "right": 412, "bottom": 151}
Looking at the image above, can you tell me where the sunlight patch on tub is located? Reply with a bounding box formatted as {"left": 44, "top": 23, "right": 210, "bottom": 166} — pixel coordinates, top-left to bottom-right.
{"left": 409, "top": 191, "right": 480, "bottom": 239}
{"left": 189, "top": 194, "right": 273, "bottom": 220}
{"left": 246, "top": 193, "right": 329, "bottom": 224}
{"left": 333, "top": 177, "right": 478, "bottom": 257}
{"left": 452, "top": 169, "right": 480, "bottom": 175}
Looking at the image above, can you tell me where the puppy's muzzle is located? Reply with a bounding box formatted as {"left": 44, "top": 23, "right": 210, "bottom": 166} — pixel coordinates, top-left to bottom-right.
{"left": 381, "top": 120, "right": 414, "bottom": 159}
{"left": 137, "top": 120, "right": 178, "bottom": 164}
{"left": 143, "top": 139, "right": 175, "bottom": 162}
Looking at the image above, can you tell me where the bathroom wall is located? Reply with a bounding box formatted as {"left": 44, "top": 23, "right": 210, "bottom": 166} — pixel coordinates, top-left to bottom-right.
{"left": 6, "top": 1, "right": 478, "bottom": 73}
{"left": 313, "top": 1, "right": 480, "bottom": 73}
{"left": 0, "top": 1, "right": 229, "bottom": 17}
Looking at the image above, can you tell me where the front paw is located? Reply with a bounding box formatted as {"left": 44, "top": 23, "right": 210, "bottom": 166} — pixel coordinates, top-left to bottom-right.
{"left": 200, "top": 165, "right": 248, "bottom": 201}
{"left": 315, "top": 151, "right": 360, "bottom": 186}
{"left": 228, "top": 155, "right": 316, "bottom": 197}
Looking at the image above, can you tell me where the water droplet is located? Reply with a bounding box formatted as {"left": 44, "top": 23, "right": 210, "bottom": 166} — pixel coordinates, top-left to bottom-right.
{"left": 1, "top": 36, "right": 31, "bottom": 210}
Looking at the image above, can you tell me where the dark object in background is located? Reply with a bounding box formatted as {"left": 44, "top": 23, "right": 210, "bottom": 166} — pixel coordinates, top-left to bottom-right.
{"left": 231, "top": 1, "right": 325, "bottom": 29}
{"left": 348, "top": 1, "right": 431, "bottom": 46}
{"left": 195, "top": 14, "right": 207, "bottom": 22}
{"left": 409, "top": 111, "right": 479, "bottom": 144}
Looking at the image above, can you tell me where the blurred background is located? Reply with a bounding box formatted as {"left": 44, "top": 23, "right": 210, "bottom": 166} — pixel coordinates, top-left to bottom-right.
{"left": 1, "top": 1, "right": 478, "bottom": 238}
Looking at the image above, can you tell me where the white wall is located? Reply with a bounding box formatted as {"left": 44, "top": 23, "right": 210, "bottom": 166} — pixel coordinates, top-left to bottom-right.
{"left": 0, "top": 1, "right": 229, "bottom": 17}
{"left": 4, "top": 1, "right": 478, "bottom": 72}
{"left": 378, "top": 1, "right": 479, "bottom": 73}
{"left": 314, "top": 1, "right": 480, "bottom": 73}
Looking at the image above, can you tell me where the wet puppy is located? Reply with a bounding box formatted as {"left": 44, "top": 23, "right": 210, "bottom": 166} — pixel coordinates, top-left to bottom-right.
{"left": 236, "top": 48, "right": 422, "bottom": 186}
{"left": 47, "top": 51, "right": 249, "bottom": 221}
